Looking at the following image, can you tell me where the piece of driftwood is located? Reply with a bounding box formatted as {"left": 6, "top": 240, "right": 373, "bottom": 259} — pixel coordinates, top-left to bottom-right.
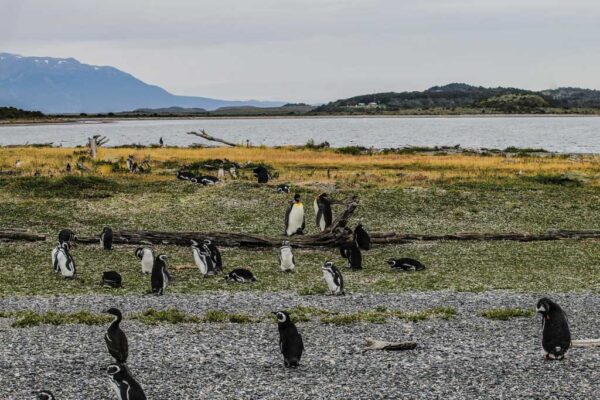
{"left": 187, "top": 129, "right": 237, "bottom": 147}
{"left": 370, "top": 230, "right": 600, "bottom": 244}
{"left": 0, "top": 229, "right": 46, "bottom": 242}
{"left": 88, "top": 135, "right": 109, "bottom": 158}
{"left": 363, "top": 338, "right": 417, "bottom": 351}
{"left": 572, "top": 339, "right": 600, "bottom": 348}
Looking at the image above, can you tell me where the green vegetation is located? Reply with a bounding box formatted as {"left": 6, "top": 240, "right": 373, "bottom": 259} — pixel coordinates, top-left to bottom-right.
{"left": 201, "top": 310, "right": 254, "bottom": 324}
{"left": 1, "top": 310, "right": 110, "bottom": 328}
{"left": 480, "top": 308, "right": 535, "bottom": 320}
{"left": 320, "top": 307, "right": 456, "bottom": 325}
{"left": 0, "top": 106, "right": 45, "bottom": 120}
{"left": 132, "top": 308, "right": 201, "bottom": 325}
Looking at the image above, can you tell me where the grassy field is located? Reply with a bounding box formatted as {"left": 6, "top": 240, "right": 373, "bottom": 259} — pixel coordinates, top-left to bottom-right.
{"left": 1, "top": 146, "right": 599, "bottom": 297}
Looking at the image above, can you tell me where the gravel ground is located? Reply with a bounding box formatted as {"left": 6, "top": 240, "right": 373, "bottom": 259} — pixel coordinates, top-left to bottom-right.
{"left": 1, "top": 291, "right": 600, "bottom": 399}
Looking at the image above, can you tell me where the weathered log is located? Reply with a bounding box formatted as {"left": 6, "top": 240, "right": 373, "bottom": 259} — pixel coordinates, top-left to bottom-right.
{"left": 328, "top": 196, "right": 359, "bottom": 232}
{"left": 187, "top": 129, "right": 238, "bottom": 147}
{"left": 370, "top": 230, "right": 600, "bottom": 244}
{"left": 87, "top": 135, "right": 109, "bottom": 158}
{"left": 572, "top": 339, "right": 600, "bottom": 348}
{"left": 0, "top": 229, "right": 46, "bottom": 242}
{"left": 363, "top": 338, "right": 417, "bottom": 351}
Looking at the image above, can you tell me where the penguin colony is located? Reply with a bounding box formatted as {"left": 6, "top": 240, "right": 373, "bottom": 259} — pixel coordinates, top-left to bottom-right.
{"left": 37, "top": 186, "right": 576, "bottom": 398}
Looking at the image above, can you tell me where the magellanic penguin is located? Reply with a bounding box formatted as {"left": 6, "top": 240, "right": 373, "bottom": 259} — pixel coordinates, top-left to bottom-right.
{"left": 101, "top": 227, "right": 114, "bottom": 250}
{"left": 191, "top": 175, "right": 219, "bottom": 186}
{"left": 103, "top": 308, "right": 129, "bottom": 364}
{"left": 176, "top": 170, "right": 195, "bottom": 181}
{"left": 274, "top": 311, "right": 304, "bottom": 368}
{"left": 58, "top": 229, "right": 76, "bottom": 246}
{"left": 278, "top": 240, "right": 296, "bottom": 272}
{"left": 285, "top": 194, "right": 305, "bottom": 236}
{"left": 353, "top": 224, "right": 371, "bottom": 250}
{"left": 202, "top": 239, "right": 223, "bottom": 273}
{"left": 224, "top": 268, "right": 257, "bottom": 283}
{"left": 135, "top": 247, "right": 154, "bottom": 274}
{"left": 322, "top": 261, "right": 344, "bottom": 295}
{"left": 387, "top": 258, "right": 426, "bottom": 271}
{"left": 537, "top": 298, "right": 571, "bottom": 360}
{"left": 340, "top": 242, "right": 362, "bottom": 269}
{"left": 314, "top": 193, "right": 333, "bottom": 232}
{"left": 33, "top": 390, "right": 55, "bottom": 400}
{"left": 102, "top": 271, "right": 123, "bottom": 288}
{"left": 253, "top": 166, "right": 270, "bottom": 184}
{"left": 52, "top": 241, "right": 77, "bottom": 279}
{"left": 191, "top": 240, "right": 216, "bottom": 276}
{"left": 151, "top": 254, "right": 169, "bottom": 295}
{"left": 277, "top": 184, "right": 290, "bottom": 194}
{"left": 106, "top": 363, "right": 146, "bottom": 400}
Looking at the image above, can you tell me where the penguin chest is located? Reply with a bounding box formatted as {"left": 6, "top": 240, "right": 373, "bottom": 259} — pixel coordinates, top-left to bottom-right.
{"left": 141, "top": 253, "right": 153, "bottom": 274}
{"left": 280, "top": 248, "right": 295, "bottom": 270}
{"left": 287, "top": 205, "right": 304, "bottom": 234}
{"left": 323, "top": 270, "right": 337, "bottom": 291}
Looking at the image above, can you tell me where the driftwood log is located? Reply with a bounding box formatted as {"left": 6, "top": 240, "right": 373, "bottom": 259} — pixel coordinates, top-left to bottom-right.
{"left": 370, "top": 230, "right": 600, "bottom": 244}
{"left": 363, "top": 338, "right": 418, "bottom": 351}
{"left": 87, "top": 135, "right": 109, "bottom": 158}
{"left": 572, "top": 339, "right": 600, "bottom": 348}
{"left": 187, "top": 130, "right": 238, "bottom": 147}
{"left": 0, "top": 229, "right": 46, "bottom": 242}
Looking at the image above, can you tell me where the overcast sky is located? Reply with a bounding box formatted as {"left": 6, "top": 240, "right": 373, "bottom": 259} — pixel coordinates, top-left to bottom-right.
{"left": 1, "top": 0, "right": 599, "bottom": 103}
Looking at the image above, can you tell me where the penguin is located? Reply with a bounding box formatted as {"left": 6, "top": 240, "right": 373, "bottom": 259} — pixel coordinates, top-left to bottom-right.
{"left": 33, "top": 390, "right": 55, "bottom": 400}
{"left": 278, "top": 240, "right": 295, "bottom": 272}
{"left": 284, "top": 194, "right": 305, "bottom": 236}
{"left": 126, "top": 155, "right": 135, "bottom": 172}
{"left": 201, "top": 239, "right": 222, "bottom": 272}
{"left": 314, "top": 193, "right": 333, "bottom": 232}
{"left": 102, "top": 271, "right": 123, "bottom": 288}
{"left": 276, "top": 184, "right": 290, "bottom": 194}
{"left": 387, "top": 258, "right": 426, "bottom": 271}
{"left": 340, "top": 242, "right": 362, "bottom": 269}
{"left": 253, "top": 166, "right": 270, "bottom": 183}
{"left": 191, "top": 175, "right": 219, "bottom": 185}
{"left": 353, "top": 224, "right": 371, "bottom": 250}
{"left": 322, "top": 261, "right": 344, "bottom": 295}
{"left": 159, "top": 137, "right": 164, "bottom": 147}
{"left": 106, "top": 364, "right": 146, "bottom": 400}
{"left": 58, "top": 229, "right": 76, "bottom": 246}
{"left": 100, "top": 227, "right": 114, "bottom": 250}
{"left": 52, "top": 241, "right": 76, "bottom": 279}
{"left": 135, "top": 247, "right": 154, "bottom": 274}
{"left": 224, "top": 268, "right": 257, "bottom": 283}
{"left": 273, "top": 311, "right": 304, "bottom": 368}
{"left": 15, "top": 159, "right": 21, "bottom": 168}
{"left": 151, "top": 254, "right": 169, "bottom": 295}
{"left": 176, "top": 170, "right": 195, "bottom": 181}
{"left": 103, "top": 308, "right": 128, "bottom": 364}
{"left": 66, "top": 163, "right": 72, "bottom": 173}
{"left": 191, "top": 240, "right": 216, "bottom": 276}
{"left": 537, "top": 298, "right": 571, "bottom": 360}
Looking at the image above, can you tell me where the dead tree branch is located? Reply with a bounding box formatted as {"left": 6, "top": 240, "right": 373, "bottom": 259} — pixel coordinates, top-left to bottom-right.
{"left": 187, "top": 129, "right": 237, "bottom": 147}
{"left": 363, "top": 338, "right": 418, "bottom": 351}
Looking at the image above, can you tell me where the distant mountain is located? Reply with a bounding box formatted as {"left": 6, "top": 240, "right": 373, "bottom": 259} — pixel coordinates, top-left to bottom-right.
{"left": 314, "top": 83, "right": 600, "bottom": 113}
{"left": 0, "top": 53, "right": 285, "bottom": 114}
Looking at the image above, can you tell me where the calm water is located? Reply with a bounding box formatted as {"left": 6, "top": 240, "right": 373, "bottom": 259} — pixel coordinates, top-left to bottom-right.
{"left": 1, "top": 116, "right": 599, "bottom": 153}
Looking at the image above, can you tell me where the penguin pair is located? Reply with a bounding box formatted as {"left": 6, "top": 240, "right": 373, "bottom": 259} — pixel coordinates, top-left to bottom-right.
{"left": 253, "top": 166, "right": 270, "bottom": 184}
{"left": 278, "top": 240, "right": 296, "bottom": 272}
{"left": 100, "top": 227, "right": 113, "bottom": 250}
{"left": 151, "top": 254, "right": 170, "bottom": 295}
{"left": 537, "top": 298, "right": 571, "bottom": 360}
{"left": 284, "top": 194, "right": 305, "bottom": 236}
{"left": 322, "top": 261, "right": 344, "bottom": 295}
{"left": 51, "top": 241, "right": 77, "bottom": 279}
{"left": 106, "top": 364, "right": 146, "bottom": 400}
{"left": 388, "top": 258, "right": 426, "bottom": 271}
{"left": 225, "top": 268, "right": 257, "bottom": 283}
{"left": 274, "top": 311, "right": 304, "bottom": 368}
{"left": 314, "top": 193, "right": 334, "bottom": 232}
{"left": 191, "top": 239, "right": 222, "bottom": 276}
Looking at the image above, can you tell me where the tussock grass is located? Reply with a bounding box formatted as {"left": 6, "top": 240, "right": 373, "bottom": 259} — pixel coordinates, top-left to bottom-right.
{"left": 1, "top": 310, "right": 110, "bottom": 328}
{"left": 202, "top": 310, "right": 254, "bottom": 323}
{"left": 132, "top": 308, "right": 201, "bottom": 325}
{"left": 480, "top": 308, "right": 535, "bottom": 320}
{"left": 320, "top": 307, "right": 456, "bottom": 325}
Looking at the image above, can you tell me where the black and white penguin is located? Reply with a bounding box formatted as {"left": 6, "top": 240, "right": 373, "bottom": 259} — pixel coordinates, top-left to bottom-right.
{"left": 387, "top": 258, "right": 426, "bottom": 271}
{"left": 202, "top": 239, "right": 223, "bottom": 272}
{"left": 135, "top": 247, "right": 154, "bottom": 274}
{"left": 276, "top": 184, "right": 290, "bottom": 194}
{"left": 52, "top": 241, "right": 76, "bottom": 279}
{"left": 278, "top": 240, "right": 296, "bottom": 272}
{"left": 353, "top": 224, "right": 371, "bottom": 250}
{"left": 103, "top": 308, "right": 129, "bottom": 364}
{"left": 176, "top": 170, "right": 195, "bottom": 181}
{"left": 106, "top": 364, "right": 146, "bottom": 400}
{"left": 284, "top": 194, "right": 305, "bottom": 236}
{"left": 102, "top": 271, "right": 123, "bottom": 288}
{"left": 192, "top": 175, "right": 219, "bottom": 186}
{"left": 151, "top": 254, "right": 169, "bottom": 295}
{"left": 224, "top": 268, "right": 257, "bottom": 283}
{"left": 273, "top": 311, "right": 304, "bottom": 368}
{"left": 66, "top": 163, "right": 72, "bottom": 173}
{"left": 58, "top": 229, "right": 76, "bottom": 246}
{"left": 191, "top": 240, "right": 216, "bottom": 276}
{"left": 322, "top": 261, "right": 344, "bottom": 295}
{"left": 314, "top": 193, "right": 333, "bottom": 232}
{"left": 100, "top": 227, "right": 114, "bottom": 250}
{"left": 253, "top": 166, "right": 270, "bottom": 184}
{"left": 33, "top": 390, "right": 55, "bottom": 400}
{"left": 159, "top": 137, "right": 164, "bottom": 147}
{"left": 537, "top": 298, "right": 571, "bottom": 360}
{"left": 340, "top": 242, "right": 362, "bottom": 269}
{"left": 126, "top": 155, "right": 135, "bottom": 172}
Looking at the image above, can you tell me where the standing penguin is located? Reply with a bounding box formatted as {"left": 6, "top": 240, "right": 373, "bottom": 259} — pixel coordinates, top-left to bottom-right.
{"left": 159, "top": 137, "right": 164, "bottom": 147}
{"left": 103, "top": 308, "right": 128, "bottom": 364}
{"left": 322, "top": 261, "right": 344, "bottom": 295}
{"left": 278, "top": 240, "right": 296, "bottom": 272}
{"left": 191, "top": 240, "right": 216, "bottom": 276}
{"left": 537, "top": 298, "right": 571, "bottom": 360}
{"left": 253, "top": 166, "right": 270, "bottom": 184}
{"left": 340, "top": 242, "right": 362, "bottom": 269}
{"left": 353, "top": 224, "right": 371, "bottom": 250}
{"left": 314, "top": 193, "right": 333, "bottom": 232}
{"left": 203, "top": 239, "right": 223, "bottom": 272}
{"left": 106, "top": 364, "right": 146, "bottom": 400}
{"left": 273, "top": 311, "right": 304, "bottom": 368}
{"left": 33, "top": 391, "right": 55, "bottom": 400}
{"left": 52, "top": 241, "right": 76, "bottom": 279}
{"left": 151, "top": 254, "right": 169, "bottom": 295}
{"left": 285, "top": 194, "right": 305, "bottom": 236}
{"left": 100, "top": 227, "right": 114, "bottom": 250}
{"left": 135, "top": 247, "right": 154, "bottom": 274}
